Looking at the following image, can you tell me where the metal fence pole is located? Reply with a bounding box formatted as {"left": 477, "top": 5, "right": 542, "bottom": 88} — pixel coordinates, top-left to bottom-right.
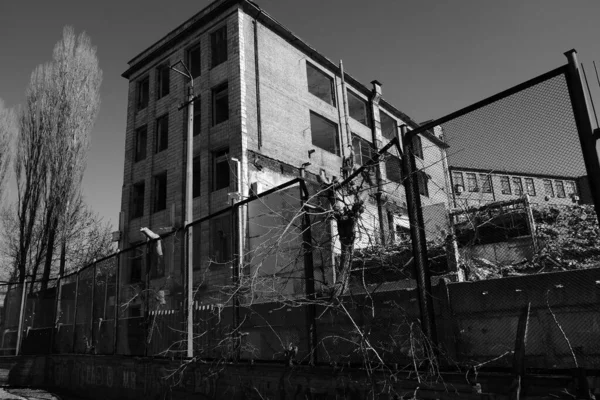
{"left": 71, "top": 272, "right": 80, "bottom": 353}
{"left": 50, "top": 277, "right": 62, "bottom": 354}
{"left": 15, "top": 281, "right": 28, "bottom": 356}
{"left": 564, "top": 49, "right": 600, "bottom": 224}
{"left": 400, "top": 125, "right": 438, "bottom": 347}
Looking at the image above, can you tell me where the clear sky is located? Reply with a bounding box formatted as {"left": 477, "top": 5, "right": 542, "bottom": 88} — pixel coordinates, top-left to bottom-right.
{"left": 1, "top": 0, "right": 600, "bottom": 226}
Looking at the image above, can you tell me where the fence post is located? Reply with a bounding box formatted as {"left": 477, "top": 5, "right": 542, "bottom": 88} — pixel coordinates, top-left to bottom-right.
{"left": 564, "top": 50, "right": 600, "bottom": 224}
{"left": 300, "top": 180, "right": 318, "bottom": 365}
{"left": 113, "top": 250, "right": 121, "bottom": 355}
{"left": 50, "top": 278, "right": 61, "bottom": 354}
{"left": 15, "top": 281, "right": 28, "bottom": 356}
{"left": 90, "top": 261, "right": 97, "bottom": 354}
{"left": 71, "top": 272, "right": 80, "bottom": 353}
{"left": 400, "top": 125, "right": 438, "bottom": 347}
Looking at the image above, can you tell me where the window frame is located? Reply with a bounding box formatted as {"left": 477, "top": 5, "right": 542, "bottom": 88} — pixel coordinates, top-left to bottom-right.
{"left": 417, "top": 171, "right": 429, "bottom": 197}
{"left": 351, "top": 134, "right": 373, "bottom": 166}
{"left": 193, "top": 156, "right": 200, "bottom": 198}
{"left": 479, "top": 174, "right": 492, "bottom": 193}
{"left": 555, "top": 180, "right": 566, "bottom": 198}
{"left": 380, "top": 110, "right": 398, "bottom": 141}
{"left": 466, "top": 173, "right": 479, "bottom": 192}
{"left": 155, "top": 114, "right": 169, "bottom": 153}
{"left": 156, "top": 64, "right": 170, "bottom": 99}
{"left": 213, "top": 149, "right": 230, "bottom": 191}
{"left": 153, "top": 172, "right": 167, "bottom": 213}
{"left": 385, "top": 153, "right": 402, "bottom": 184}
{"left": 543, "top": 179, "right": 555, "bottom": 198}
{"left": 134, "top": 125, "right": 147, "bottom": 163}
{"left": 136, "top": 76, "right": 149, "bottom": 111}
{"left": 346, "top": 89, "right": 370, "bottom": 126}
{"left": 187, "top": 42, "right": 201, "bottom": 79}
{"left": 210, "top": 25, "right": 228, "bottom": 68}
{"left": 500, "top": 176, "right": 512, "bottom": 195}
{"left": 212, "top": 83, "right": 229, "bottom": 126}
{"left": 512, "top": 177, "right": 523, "bottom": 196}
{"left": 210, "top": 214, "right": 231, "bottom": 264}
{"left": 306, "top": 62, "right": 336, "bottom": 106}
{"left": 524, "top": 178, "right": 536, "bottom": 196}
{"left": 452, "top": 171, "right": 465, "bottom": 194}
{"left": 412, "top": 135, "right": 424, "bottom": 159}
{"left": 309, "top": 111, "right": 340, "bottom": 156}
{"left": 192, "top": 99, "right": 201, "bottom": 136}
{"left": 131, "top": 181, "right": 145, "bottom": 219}
{"left": 565, "top": 181, "right": 578, "bottom": 197}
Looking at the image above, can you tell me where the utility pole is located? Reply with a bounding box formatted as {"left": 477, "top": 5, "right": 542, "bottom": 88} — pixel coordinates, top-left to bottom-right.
{"left": 170, "top": 61, "right": 195, "bottom": 358}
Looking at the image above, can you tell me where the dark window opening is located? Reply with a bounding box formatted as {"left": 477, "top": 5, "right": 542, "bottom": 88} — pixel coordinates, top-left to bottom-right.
{"left": 187, "top": 43, "right": 201, "bottom": 79}
{"left": 210, "top": 214, "right": 231, "bottom": 264}
{"left": 417, "top": 171, "right": 429, "bottom": 197}
{"left": 412, "top": 135, "right": 423, "bottom": 159}
{"left": 130, "top": 246, "right": 143, "bottom": 283}
{"left": 156, "top": 65, "right": 170, "bottom": 99}
{"left": 193, "top": 101, "right": 201, "bottom": 136}
{"left": 212, "top": 83, "right": 229, "bottom": 125}
{"left": 380, "top": 111, "right": 397, "bottom": 140}
{"left": 213, "top": 149, "right": 230, "bottom": 191}
{"left": 310, "top": 112, "right": 340, "bottom": 155}
{"left": 385, "top": 154, "right": 402, "bottom": 184}
{"left": 352, "top": 134, "right": 373, "bottom": 166}
{"left": 134, "top": 126, "right": 147, "bottom": 162}
{"left": 193, "top": 156, "right": 200, "bottom": 198}
{"left": 131, "top": 181, "right": 145, "bottom": 219}
{"left": 347, "top": 90, "right": 370, "bottom": 126}
{"left": 155, "top": 114, "right": 169, "bottom": 153}
{"left": 566, "top": 181, "right": 577, "bottom": 196}
{"left": 306, "top": 62, "right": 335, "bottom": 106}
{"left": 452, "top": 171, "right": 465, "bottom": 194}
{"left": 479, "top": 174, "right": 492, "bottom": 193}
{"left": 211, "top": 25, "right": 228, "bottom": 67}
{"left": 525, "top": 178, "right": 536, "bottom": 196}
{"left": 136, "top": 77, "right": 149, "bottom": 111}
{"left": 544, "top": 179, "right": 555, "bottom": 197}
{"left": 153, "top": 172, "right": 167, "bottom": 212}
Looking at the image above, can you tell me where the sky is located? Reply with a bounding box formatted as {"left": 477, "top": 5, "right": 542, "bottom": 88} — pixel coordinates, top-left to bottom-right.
{"left": 1, "top": 0, "right": 600, "bottom": 227}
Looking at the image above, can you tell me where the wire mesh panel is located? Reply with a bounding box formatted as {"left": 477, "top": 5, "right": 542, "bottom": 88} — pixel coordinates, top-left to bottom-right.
{"left": 0, "top": 283, "right": 25, "bottom": 355}
{"left": 54, "top": 274, "right": 77, "bottom": 353}
{"left": 93, "top": 254, "right": 118, "bottom": 354}
{"left": 74, "top": 265, "right": 94, "bottom": 353}
{"left": 21, "top": 279, "right": 57, "bottom": 354}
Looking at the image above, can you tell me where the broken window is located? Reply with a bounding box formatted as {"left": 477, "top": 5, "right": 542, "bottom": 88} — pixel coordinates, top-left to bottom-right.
{"left": 500, "top": 176, "right": 511, "bottom": 194}
{"left": 555, "top": 180, "right": 566, "bottom": 198}
{"left": 306, "top": 62, "right": 335, "bottom": 106}
{"left": 156, "top": 65, "right": 170, "bottom": 99}
{"left": 352, "top": 134, "right": 373, "bottom": 165}
{"left": 210, "top": 214, "right": 231, "bottom": 264}
{"left": 380, "top": 110, "right": 397, "bottom": 140}
{"left": 479, "top": 174, "right": 492, "bottom": 193}
{"left": 417, "top": 171, "right": 429, "bottom": 197}
{"left": 525, "top": 178, "right": 536, "bottom": 196}
{"left": 211, "top": 25, "right": 227, "bottom": 67}
{"left": 310, "top": 112, "right": 340, "bottom": 155}
{"left": 565, "top": 181, "right": 577, "bottom": 197}
{"left": 385, "top": 153, "right": 402, "bottom": 184}
{"left": 512, "top": 177, "right": 523, "bottom": 196}
{"left": 543, "top": 179, "right": 555, "bottom": 198}
{"left": 452, "top": 171, "right": 465, "bottom": 194}
{"left": 187, "top": 43, "right": 201, "bottom": 79}
{"left": 213, "top": 149, "right": 230, "bottom": 191}
{"left": 466, "top": 173, "right": 478, "bottom": 192}
{"left": 153, "top": 172, "right": 167, "bottom": 212}
{"left": 212, "top": 83, "right": 229, "bottom": 125}
{"left": 412, "top": 135, "right": 423, "bottom": 159}
{"left": 193, "top": 156, "right": 200, "bottom": 198}
{"left": 347, "top": 90, "right": 370, "bottom": 126}
{"left": 136, "top": 76, "right": 149, "bottom": 111}
{"left": 134, "top": 125, "right": 147, "bottom": 162}
{"left": 155, "top": 114, "right": 169, "bottom": 153}
{"left": 131, "top": 181, "right": 145, "bottom": 219}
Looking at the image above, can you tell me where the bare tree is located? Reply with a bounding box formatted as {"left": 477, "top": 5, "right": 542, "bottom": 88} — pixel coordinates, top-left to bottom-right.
{"left": 0, "top": 99, "right": 15, "bottom": 202}
{"left": 12, "top": 26, "right": 102, "bottom": 284}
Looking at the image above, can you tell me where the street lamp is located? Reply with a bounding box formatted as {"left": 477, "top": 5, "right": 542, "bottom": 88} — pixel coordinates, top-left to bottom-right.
{"left": 170, "top": 60, "right": 196, "bottom": 358}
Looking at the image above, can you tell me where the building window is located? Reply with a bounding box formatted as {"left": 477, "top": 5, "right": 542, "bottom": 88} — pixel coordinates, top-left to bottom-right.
{"left": 193, "top": 156, "right": 200, "bottom": 198}
{"left": 543, "top": 179, "right": 555, "bottom": 198}
{"left": 136, "top": 77, "right": 149, "bottom": 111}
{"left": 512, "top": 177, "right": 523, "bottom": 196}
{"left": 555, "top": 180, "right": 566, "bottom": 198}
{"left": 131, "top": 181, "right": 145, "bottom": 219}
{"left": 213, "top": 149, "right": 230, "bottom": 191}
{"left": 524, "top": 178, "right": 536, "bottom": 196}
{"left": 479, "top": 174, "right": 492, "bottom": 193}
{"left": 565, "top": 181, "right": 578, "bottom": 197}
{"left": 210, "top": 214, "right": 231, "bottom": 264}
{"left": 153, "top": 172, "right": 167, "bottom": 212}
{"left": 417, "top": 171, "right": 429, "bottom": 197}
{"left": 187, "top": 43, "right": 201, "bottom": 79}
{"left": 352, "top": 134, "right": 373, "bottom": 166}
{"left": 156, "top": 65, "right": 170, "bottom": 99}
{"left": 212, "top": 83, "right": 229, "bottom": 126}
{"left": 385, "top": 154, "right": 402, "bottom": 184}
{"left": 380, "top": 111, "right": 397, "bottom": 141}
{"left": 347, "top": 90, "right": 370, "bottom": 126}
{"left": 412, "top": 135, "right": 423, "bottom": 159}
{"left": 452, "top": 171, "right": 464, "bottom": 194}
{"left": 310, "top": 112, "right": 340, "bottom": 156}
{"left": 306, "top": 62, "right": 335, "bottom": 106}
{"left": 466, "top": 173, "right": 478, "bottom": 192}
{"left": 134, "top": 125, "right": 147, "bottom": 162}
{"left": 130, "top": 245, "right": 143, "bottom": 283}
{"left": 500, "top": 176, "right": 511, "bottom": 195}
{"left": 193, "top": 101, "right": 201, "bottom": 136}
{"left": 211, "top": 25, "right": 228, "bottom": 68}
{"left": 155, "top": 114, "right": 169, "bottom": 153}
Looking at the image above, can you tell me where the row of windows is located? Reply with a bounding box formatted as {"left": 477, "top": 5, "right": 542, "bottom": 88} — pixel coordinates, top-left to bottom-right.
{"left": 130, "top": 148, "right": 231, "bottom": 219}
{"left": 135, "top": 25, "right": 228, "bottom": 111}
{"left": 133, "top": 83, "right": 229, "bottom": 162}
{"left": 452, "top": 171, "right": 578, "bottom": 199}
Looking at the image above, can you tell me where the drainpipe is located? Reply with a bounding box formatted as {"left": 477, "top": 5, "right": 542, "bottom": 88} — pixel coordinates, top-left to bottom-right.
{"left": 369, "top": 80, "right": 387, "bottom": 245}
{"left": 339, "top": 61, "right": 352, "bottom": 175}
{"left": 230, "top": 157, "right": 243, "bottom": 361}
{"left": 252, "top": 12, "right": 263, "bottom": 149}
